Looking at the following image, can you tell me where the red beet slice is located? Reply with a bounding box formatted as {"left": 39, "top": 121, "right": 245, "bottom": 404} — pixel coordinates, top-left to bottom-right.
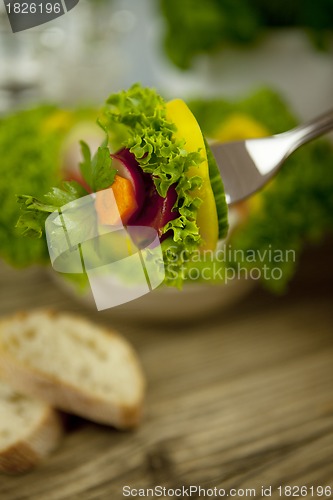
{"left": 114, "top": 149, "right": 179, "bottom": 237}
{"left": 133, "top": 183, "right": 178, "bottom": 240}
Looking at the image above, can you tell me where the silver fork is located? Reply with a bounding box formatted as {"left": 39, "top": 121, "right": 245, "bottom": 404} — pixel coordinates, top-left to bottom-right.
{"left": 210, "top": 109, "right": 333, "bottom": 205}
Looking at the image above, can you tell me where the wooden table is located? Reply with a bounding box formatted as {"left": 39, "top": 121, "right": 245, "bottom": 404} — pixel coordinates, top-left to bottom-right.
{"left": 0, "top": 241, "right": 332, "bottom": 500}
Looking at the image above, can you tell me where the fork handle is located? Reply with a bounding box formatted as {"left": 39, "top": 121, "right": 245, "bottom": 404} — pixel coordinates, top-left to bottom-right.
{"left": 289, "top": 108, "right": 333, "bottom": 150}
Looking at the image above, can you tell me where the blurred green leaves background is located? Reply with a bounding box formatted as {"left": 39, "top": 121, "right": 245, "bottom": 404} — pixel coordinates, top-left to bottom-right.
{"left": 160, "top": 0, "right": 333, "bottom": 68}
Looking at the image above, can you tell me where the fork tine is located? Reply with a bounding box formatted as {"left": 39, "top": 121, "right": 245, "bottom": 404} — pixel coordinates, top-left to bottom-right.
{"left": 211, "top": 141, "right": 273, "bottom": 205}
{"left": 210, "top": 108, "right": 333, "bottom": 205}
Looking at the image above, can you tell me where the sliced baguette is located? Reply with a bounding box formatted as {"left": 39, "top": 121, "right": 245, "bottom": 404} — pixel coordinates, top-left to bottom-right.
{"left": 0, "top": 310, "right": 145, "bottom": 429}
{"left": 0, "top": 380, "right": 63, "bottom": 474}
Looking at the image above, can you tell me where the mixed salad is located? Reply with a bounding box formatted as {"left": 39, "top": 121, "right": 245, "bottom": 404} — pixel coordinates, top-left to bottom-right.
{"left": 5, "top": 84, "right": 333, "bottom": 293}
{"left": 0, "top": 105, "right": 97, "bottom": 268}
{"left": 17, "top": 84, "right": 228, "bottom": 288}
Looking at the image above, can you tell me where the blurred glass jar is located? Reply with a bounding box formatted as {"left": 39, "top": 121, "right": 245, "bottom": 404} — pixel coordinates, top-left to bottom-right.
{"left": 0, "top": 2, "right": 41, "bottom": 112}
{"left": 0, "top": 0, "right": 120, "bottom": 109}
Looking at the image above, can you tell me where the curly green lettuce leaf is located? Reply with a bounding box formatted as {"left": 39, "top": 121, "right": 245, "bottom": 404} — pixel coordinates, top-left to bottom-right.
{"left": 0, "top": 106, "right": 72, "bottom": 267}
{"left": 99, "top": 83, "right": 224, "bottom": 287}
{"left": 1, "top": 104, "right": 98, "bottom": 268}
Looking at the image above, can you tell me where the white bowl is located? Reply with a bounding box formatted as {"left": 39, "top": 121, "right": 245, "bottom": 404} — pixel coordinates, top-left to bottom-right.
{"left": 51, "top": 267, "right": 254, "bottom": 323}
{"left": 103, "top": 277, "right": 254, "bottom": 323}
{"left": 49, "top": 207, "right": 255, "bottom": 322}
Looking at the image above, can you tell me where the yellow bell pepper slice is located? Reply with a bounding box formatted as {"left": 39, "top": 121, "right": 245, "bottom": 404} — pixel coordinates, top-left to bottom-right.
{"left": 166, "top": 99, "right": 219, "bottom": 251}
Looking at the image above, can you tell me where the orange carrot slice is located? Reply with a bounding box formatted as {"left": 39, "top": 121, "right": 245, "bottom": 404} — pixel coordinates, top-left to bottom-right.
{"left": 95, "top": 175, "right": 138, "bottom": 225}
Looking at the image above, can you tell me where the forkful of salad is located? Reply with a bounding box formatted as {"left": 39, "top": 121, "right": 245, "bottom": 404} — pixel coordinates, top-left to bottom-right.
{"left": 15, "top": 84, "right": 333, "bottom": 290}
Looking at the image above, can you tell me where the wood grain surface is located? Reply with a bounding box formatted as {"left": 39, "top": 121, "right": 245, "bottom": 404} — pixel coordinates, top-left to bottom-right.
{"left": 0, "top": 241, "right": 332, "bottom": 500}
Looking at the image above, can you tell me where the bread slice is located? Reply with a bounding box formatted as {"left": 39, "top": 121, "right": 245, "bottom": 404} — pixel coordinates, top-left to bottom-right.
{"left": 0, "top": 311, "right": 145, "bottom": 429}
{"left": 0, "top": 380, "right": 63, "bottom": 474}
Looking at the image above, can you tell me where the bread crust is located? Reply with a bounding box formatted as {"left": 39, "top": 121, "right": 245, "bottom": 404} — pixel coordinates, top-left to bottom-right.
{"left": 0, "top": 310, "right": 145, "bottom": 429}
{"left": 0, "top": 406, "right": 63, "bottom": 474}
